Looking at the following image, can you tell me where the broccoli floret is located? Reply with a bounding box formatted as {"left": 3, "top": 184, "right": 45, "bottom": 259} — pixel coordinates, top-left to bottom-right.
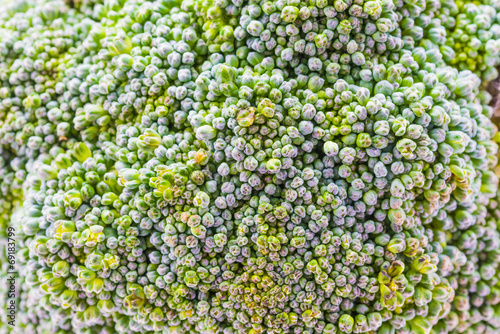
{"left": 1, "top": 0, "right": 500, "bottom": 333}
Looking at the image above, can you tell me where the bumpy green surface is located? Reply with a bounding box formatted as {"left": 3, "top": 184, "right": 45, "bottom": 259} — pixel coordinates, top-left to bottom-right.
{"left": 0, "top": 0, "right": 500, "bottom": 333}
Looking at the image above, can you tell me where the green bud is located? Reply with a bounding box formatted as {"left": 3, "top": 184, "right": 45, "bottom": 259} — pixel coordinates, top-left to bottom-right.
{"left": 339, "top": 314, "right": 354, "bottom": 333}
{"left": 74, "top": 142, "right": 92, "bottom": 163}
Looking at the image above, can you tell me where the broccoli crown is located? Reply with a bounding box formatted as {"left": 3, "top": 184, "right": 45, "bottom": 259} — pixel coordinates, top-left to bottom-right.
{"left": 0, "top": 0, "right": 500, "bottom": 334}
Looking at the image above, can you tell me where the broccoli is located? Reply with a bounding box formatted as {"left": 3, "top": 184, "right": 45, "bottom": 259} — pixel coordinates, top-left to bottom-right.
{"left": 0, "top": 0, "right": 500, "bottom": 333}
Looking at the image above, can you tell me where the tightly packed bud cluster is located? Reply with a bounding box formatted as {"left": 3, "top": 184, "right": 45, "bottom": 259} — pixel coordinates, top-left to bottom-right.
{"left": 0, "top": 0, "right": 500, "bottom": 334}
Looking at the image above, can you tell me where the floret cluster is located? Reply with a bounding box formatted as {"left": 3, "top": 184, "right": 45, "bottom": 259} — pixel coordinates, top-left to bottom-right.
{"left": 0, "top": 0, "right": 500, "bottom": 333}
